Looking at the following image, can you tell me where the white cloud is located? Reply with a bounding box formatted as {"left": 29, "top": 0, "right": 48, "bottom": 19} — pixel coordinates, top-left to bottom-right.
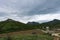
{"left": 0, "top": 17, "right": 7, "bottom": 21}
{"left": 5, "top": 13, "right": 60, "bottom": 23}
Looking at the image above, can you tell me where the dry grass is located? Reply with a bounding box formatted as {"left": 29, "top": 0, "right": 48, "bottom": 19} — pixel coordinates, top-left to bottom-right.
{"left": 0, "top": 29, "right": 44, "bottom": 37}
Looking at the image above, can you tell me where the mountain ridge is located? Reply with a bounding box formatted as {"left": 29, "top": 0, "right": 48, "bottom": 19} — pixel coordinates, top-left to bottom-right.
{"left": 40, "top": 19, "right": 60, "bottom": 30}
{"left": 0, "top": 19, "right": 60, "bottom": 33}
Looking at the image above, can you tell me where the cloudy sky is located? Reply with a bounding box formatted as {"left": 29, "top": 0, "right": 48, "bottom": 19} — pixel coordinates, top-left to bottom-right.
{"left": 0, "top": 0, "right": 60, "bottom": 23}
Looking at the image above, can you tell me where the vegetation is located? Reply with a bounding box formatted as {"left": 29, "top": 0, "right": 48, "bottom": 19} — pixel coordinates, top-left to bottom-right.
{"left": 0, "top": 19, "right": 57, "bottom": 40}
{"left": 0, "top": 34, "right": 53, "bottom": 40}
{"left": 0, "top": 19, "right": 60, "bottom": 33}
{"left": 0, "top": 19, "right": 40, "bottom": 33}
{"left": 40, "top": 19, "right": 60, "bottom": 30}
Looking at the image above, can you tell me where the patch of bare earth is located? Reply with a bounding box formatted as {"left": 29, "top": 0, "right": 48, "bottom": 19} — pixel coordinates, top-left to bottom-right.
{"left": 0, "top": 29, "right": 44, "bottom": 37}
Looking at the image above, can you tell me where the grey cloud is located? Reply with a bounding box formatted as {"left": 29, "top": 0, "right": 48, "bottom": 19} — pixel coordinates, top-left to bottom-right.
{"left": 0, "top": 0, "right": 60, "bottom": 16}
{"left": 0, "top": 12, "right": 8, "bottom": 17}
{"left": 24, "top": 0, "right": 60, "bottom": 16}
{"left": 0, "top": 0, "right": 60, "bottom": 23}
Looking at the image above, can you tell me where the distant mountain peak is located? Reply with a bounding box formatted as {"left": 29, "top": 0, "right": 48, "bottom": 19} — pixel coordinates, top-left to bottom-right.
{"left": 6, "top": 19, "right": 15, "bottom": 21}
{"left": 27, "top": 22, "right": 39, "bottom": 25}
{"left": 51, "top": 19, "right": 60, "bottom": 23}
{"left": 53, "top": 19, "right": 60, "bottom": 21}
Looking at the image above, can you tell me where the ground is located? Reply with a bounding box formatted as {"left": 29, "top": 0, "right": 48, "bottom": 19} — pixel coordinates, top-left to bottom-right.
{"left": 0, "top": 29, "right": 53, "bottom": 40}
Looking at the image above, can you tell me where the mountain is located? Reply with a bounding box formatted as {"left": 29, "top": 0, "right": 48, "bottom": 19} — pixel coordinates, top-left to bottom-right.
{"left": 0, "top": 19, "right": 40, "bottom": 33}
{"left": 0, "top": 19, "right": 27, "bottom": 33}
{"left": 27, "top": 22, "right": 39, "bottom": 25}
{"left": 0, "top": 19, "right": 60, "bottom": 33}
{"left": 40, "top": 19, "right": 60, "bottom": 30}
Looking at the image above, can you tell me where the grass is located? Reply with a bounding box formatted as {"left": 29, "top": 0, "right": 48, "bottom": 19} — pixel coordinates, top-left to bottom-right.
{"left": 0, "top": 34, "right": 53, "bottom": 40}
{"left": 0, "top": 29, "right": 53, "bottom": 40}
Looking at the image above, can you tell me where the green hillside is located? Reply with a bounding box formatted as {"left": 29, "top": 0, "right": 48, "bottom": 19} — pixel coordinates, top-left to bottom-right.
{"left": 0, "top": 19, "right": 40, "bottom": 33}
{"left": 0, "top": 19, "right": 27, "bottom": 33}
{"left": 0, "top": 19, "right": 60, "bottom": 33}
{"left": 40, "top": 19, "right": 60, "bottom": 30}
